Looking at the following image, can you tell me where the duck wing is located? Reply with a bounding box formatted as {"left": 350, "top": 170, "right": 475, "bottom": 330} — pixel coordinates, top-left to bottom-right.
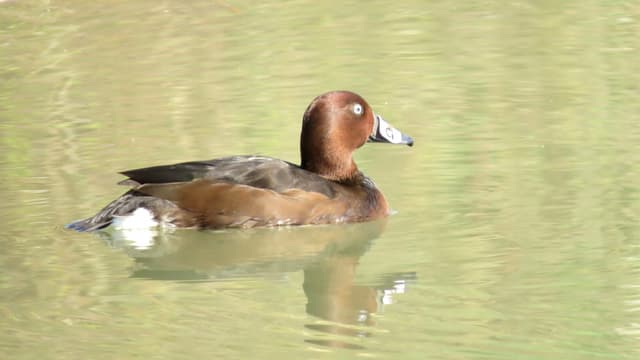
{"left": 119, "top": 155, "right": 337, "bottom": 198}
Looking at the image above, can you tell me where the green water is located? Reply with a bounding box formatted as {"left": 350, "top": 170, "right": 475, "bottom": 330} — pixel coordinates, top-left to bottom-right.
{"left": 1, "top": 0, "right": 639, "bottom": 358}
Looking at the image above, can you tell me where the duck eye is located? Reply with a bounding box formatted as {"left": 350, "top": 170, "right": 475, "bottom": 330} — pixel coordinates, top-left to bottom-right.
{"left": 353, "top": 103, "right": 364, "bottom": 115}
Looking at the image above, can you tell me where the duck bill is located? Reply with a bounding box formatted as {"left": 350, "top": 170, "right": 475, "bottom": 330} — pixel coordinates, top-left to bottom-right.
{"left": 368, "top": 114, "right": 414, "bottom": 146}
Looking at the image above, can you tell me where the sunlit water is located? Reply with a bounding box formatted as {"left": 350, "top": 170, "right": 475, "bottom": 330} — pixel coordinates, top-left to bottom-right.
{"left": 1, "top": 1, "right": 639, "bottom": 359}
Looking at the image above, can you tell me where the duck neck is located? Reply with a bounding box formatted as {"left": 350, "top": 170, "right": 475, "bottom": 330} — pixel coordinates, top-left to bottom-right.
{"left": 301, "top": 151, "right": 360, "bottom": 182}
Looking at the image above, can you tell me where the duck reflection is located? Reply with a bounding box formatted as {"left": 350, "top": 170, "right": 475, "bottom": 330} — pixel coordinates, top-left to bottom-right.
{"left": 97, "top": 220, "right": 414, "bottom": 349}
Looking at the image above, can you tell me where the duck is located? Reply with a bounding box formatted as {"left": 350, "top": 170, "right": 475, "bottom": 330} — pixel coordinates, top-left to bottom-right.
{"left": 66, "top": 90, "right": 413, "bottom": 232}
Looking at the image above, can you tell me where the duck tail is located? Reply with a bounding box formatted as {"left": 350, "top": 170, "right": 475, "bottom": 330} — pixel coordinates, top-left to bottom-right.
{"left": 65, "top": 217, "right": 111, "bottom": 232}
{"left": 65, "top": 190, "right": 148, "bottom": 232}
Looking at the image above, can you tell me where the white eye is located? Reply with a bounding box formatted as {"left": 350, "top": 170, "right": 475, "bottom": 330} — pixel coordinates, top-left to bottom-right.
{"left": 353, "top": 103, "right": 364, "bottom": 115}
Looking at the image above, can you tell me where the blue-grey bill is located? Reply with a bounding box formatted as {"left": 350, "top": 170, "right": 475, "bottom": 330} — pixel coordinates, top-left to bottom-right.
{"left": 368, "top": 114, "right": 414, "bottom": 146}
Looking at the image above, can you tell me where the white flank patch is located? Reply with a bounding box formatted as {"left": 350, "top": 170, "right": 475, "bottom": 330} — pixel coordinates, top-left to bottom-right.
{"left": 112, "top": 208, "right": 158, "bottom": 229}
{"left": 110, "top": 208, "right": 159, "bottom": 250}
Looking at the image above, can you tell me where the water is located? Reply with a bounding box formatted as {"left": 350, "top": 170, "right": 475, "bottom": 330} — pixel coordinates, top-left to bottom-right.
{"left": 1, "top": 1, "right": 639, "bottom": 358}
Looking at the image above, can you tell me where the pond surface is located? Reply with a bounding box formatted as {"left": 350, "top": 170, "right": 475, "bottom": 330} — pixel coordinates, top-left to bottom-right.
{"left": 1, "top": 1, "right": 639, "bottom": 359}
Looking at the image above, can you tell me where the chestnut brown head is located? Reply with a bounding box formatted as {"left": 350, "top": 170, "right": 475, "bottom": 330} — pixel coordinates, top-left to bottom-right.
{"left": 300, "top": 91, "right": 413, "bottom": 181}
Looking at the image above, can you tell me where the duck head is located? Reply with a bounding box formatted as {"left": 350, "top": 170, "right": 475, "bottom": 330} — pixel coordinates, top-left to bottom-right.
{"left": 300, "top": 91, "right": 413, "bottom": 181}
